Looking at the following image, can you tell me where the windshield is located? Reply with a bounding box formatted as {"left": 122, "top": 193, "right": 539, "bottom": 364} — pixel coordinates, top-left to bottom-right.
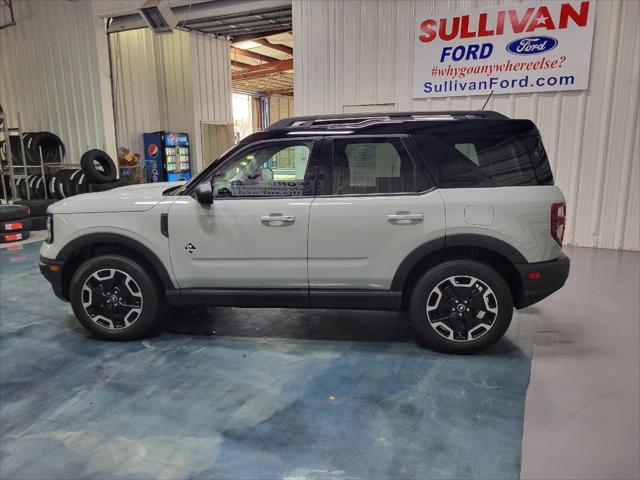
{"left": 171, "top": 143, "right": 244, "bottom": 195}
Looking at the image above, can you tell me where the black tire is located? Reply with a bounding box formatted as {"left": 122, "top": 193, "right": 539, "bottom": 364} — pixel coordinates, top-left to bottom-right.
{"left": 26, "top": 131, "right": 65, "bottom": 164}
{"left": 80, "top": 149, "right": 117, "bottom": 183}
{"left": 22, "top": 133, "right": 37, "bottom": 164}
{"left": 0, "top": 204, "right": 30, "bottom": 221}
{"left": 75, "top": 172, "right": 89, "bottom": 194}
{"left": 30, "top": 215, "right": 48, "bottom": 231}
{"left": 68, "top": 169, "right": 84, "bottom": 195}
{"left": 409, "top": 260, "right": 513, "bottom": 354}
{"left": 69, "top": 255, "right": 160, "bottom": 340}
{"left": 17, "top": 177, "right": 28, "bottom": 199}
{"left": 0, "top": 229, "right": 30, "bottom": 243}
{"left": 33, "top": 175, "right": 51, "bottom": 199}
{"left": 27, "top": 173, "right": 40, "bottom": 198}
{"left": 0, "top": 217, "right": 31, "bottom": 233}
{"left": 15, "top": 199, "right": 55, "bottom": 216}
{"left": 50, "top": 169, "right": 76, "bottom": 199}
{"left": 48, "top": 171, "right": 61, "bottom": 200}
{"left": 88, "top": 178, "right": 129, "bottom": 192}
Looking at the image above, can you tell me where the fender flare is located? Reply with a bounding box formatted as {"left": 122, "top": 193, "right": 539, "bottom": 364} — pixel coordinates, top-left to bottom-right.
{"left": 390, "top": 234, "right": 527, "bottom": 291}
{"left": 56, "top": 232, "right": 175, "bottom": 289}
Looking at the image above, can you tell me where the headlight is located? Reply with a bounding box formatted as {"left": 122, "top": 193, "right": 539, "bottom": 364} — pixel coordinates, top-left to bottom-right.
{"left": 46, "top": 214, "right": 54, "bottom": 244}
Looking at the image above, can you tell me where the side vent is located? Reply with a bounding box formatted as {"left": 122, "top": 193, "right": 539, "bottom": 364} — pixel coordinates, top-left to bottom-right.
{"left": 160, "top": 213, "right": 169, "bottom": 238}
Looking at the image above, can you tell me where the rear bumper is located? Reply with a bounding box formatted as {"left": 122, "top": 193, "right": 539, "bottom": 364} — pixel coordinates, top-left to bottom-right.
{"left": 514, "top": 252, "right": 570, "bottom": 309}
{"left": 39, "top": 255, "right": 67, "bottom": 301}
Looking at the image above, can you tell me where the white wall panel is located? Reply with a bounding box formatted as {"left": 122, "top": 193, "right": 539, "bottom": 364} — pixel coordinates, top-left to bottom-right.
{"left": 0, "top": 0, "right": 115, "bottom": 163}
{"left": 110, "top": 29, "right": 232, "bottom": 172}
{"left": 293, "top": 0, "right": 640, "bottom": 251}
{"left": 110, "top": 29, "right": 161, "bottom": 159}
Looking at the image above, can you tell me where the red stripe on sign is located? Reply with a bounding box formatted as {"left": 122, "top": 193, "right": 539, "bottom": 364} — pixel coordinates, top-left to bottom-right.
{"left": 4, "top": 222, "right": 24, "bottom": 231}
{"left": 4, "top": 233, "right": 22, "bottom": 242}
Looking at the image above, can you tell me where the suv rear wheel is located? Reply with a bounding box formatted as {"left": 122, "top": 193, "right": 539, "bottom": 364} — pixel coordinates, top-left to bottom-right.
{"left": 69, "top": 255, "right": 160, "bottom": 340}
{"left": 409, "top": 260, "right": 513, "bottom": 353}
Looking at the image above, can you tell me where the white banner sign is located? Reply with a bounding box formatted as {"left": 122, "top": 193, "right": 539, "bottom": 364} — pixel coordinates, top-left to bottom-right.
{"left": 413, "top": 1, "right": 595, "bottom": 98}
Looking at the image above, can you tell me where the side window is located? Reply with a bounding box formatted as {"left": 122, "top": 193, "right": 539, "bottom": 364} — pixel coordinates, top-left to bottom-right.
{"left": 416, "top": 134, "right": 543, "bottom": 188}
{"left": 210, "top": 142, "right": 312, "bottom": 197}
{"left": 330, "top": 138, "right": 428, "bottom": 195}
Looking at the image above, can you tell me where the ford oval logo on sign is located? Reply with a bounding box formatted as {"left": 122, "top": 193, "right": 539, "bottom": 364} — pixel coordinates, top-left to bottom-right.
{"left": 506, "top": 36, "right": 558, "bottom": 55}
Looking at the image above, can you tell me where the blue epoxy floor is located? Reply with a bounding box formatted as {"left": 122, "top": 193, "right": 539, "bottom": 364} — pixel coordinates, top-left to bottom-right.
{"left": 1, "top": 242, "right": 535, "bottom": 479}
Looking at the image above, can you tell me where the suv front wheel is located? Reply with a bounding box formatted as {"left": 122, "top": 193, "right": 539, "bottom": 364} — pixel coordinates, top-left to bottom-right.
{"left": 409, "top": 260, "right": 513, "bottom": 353}
{"left": 69, "top": 255, "right": 160, "bottom": 340}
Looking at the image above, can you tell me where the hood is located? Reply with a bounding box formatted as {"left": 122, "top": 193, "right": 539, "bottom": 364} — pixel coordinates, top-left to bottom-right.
{"left": 48, "top": 181, "right": 183, "bottom": 214}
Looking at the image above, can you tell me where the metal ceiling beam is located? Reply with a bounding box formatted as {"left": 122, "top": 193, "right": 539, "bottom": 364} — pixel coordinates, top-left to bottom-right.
{"left": 232, "top": 59, "right": 293, "bottom": 80}
{"left": 228, "top": 29, "right": 291, "bottom": 43}
{"left": 262, "top": 87, "right": 294, "bottom": 95}
{"left": 230, "top": 47, "right": 279, "bottom": 63}
{"left": 230, "top": 60, "right": 252, "bottom": 69}
{"left": 107, "top": 0, "right": 291, "bottom": 33}
{"left": 183, "top": 6, "right": 291, "bottom": 26}
{"left": 254, "top": 38, "right": 293, "bottom": 55}
{"left": 201, "top": 19, "right": 292, "bottom": 35}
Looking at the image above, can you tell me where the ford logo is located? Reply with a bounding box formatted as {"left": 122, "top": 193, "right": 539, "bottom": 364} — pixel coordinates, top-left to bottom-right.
{"left": 506, "top": 36, "right": 558, "bottom": 55}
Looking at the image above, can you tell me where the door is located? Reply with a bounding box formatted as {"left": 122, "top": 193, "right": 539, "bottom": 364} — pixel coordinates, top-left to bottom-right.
{"left": 308, "top": 135, "right": 445, "bottom": 290}
{"left": 168, "top": 139, "right": 319, "bottom": 289}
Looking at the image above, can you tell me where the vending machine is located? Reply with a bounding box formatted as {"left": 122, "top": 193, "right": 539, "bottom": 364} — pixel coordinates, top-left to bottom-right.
{"left": 143, "top": 131, "right": 192, "bottom": 182}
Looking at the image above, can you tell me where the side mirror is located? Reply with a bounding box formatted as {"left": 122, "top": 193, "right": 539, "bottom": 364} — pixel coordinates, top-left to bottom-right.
{"left": 195, "top": 182, "right": 213, "bottom": 204}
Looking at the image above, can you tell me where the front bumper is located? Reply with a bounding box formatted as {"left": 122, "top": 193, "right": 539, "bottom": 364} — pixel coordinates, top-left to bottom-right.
{"left": 514, "top": 252, "right": 570, "bottom": 309}
{"left": 39, "top": 255, "right": 67, "bottom": 301}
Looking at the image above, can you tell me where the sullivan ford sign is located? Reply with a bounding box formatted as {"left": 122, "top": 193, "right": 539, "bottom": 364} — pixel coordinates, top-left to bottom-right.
{"left": 413, "top": 1, "right": 595, "bottom": 98}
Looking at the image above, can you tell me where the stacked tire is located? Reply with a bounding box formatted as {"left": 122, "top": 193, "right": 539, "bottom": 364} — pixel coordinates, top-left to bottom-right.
{"left": 14, "top": 199, "right": 53, "bottom": 231}
{"left": 80, "top": 149, "right": 128, "bottom": 192}
{"left": 0, "top": 205, "right": 31, "bottom": 244}
{"left": 0, "top": 131, "right": 64, "bottom": 165}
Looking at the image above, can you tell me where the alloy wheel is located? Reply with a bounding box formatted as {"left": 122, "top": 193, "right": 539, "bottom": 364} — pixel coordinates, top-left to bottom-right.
{"left": 81, "top": 268, "right": 143, "bottom": 330}
{"left": 425, "top": 275, "right": 498, "bottom": 342}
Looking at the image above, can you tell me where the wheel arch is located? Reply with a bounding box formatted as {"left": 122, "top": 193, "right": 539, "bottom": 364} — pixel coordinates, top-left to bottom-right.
{"left": 392, "top": 234, "right": 525, "bottom": 309}
{"left": 57, "top": 233, "right": 175, "bottom": 300}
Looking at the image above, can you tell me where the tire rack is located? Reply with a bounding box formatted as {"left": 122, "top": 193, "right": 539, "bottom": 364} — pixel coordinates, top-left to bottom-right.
{"left": 0, "top": 105, "right": 56, "bottom": 203}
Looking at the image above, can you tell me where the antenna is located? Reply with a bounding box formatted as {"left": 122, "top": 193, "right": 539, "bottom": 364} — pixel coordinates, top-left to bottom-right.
{"left": 481, "top": 90, "right": 494, "bottom": 110}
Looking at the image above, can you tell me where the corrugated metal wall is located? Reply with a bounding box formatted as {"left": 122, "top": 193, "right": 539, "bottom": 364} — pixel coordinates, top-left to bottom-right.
{"left": 0, "top": 0, "right": 115, "bottom": 163}
{"left": 110, "top": 29, "right": 160, "bottom": 159}
{"left": 110, "top": 29, "right": 232, "bottom": 172}
{"left": 269, "top": 94, "right": 294, "bottom": 125}
{"left": 293, "top": 0, "right": 640, "bottom": 251}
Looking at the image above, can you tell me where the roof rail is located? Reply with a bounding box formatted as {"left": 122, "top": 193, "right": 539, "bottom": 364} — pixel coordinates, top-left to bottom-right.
{"left": 268, "top": 110, "right": 508, "bottom": 130}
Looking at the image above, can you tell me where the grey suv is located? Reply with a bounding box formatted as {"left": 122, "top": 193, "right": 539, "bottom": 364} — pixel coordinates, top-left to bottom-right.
{"left": 40, "top": 111, "right": 570, "bottom": 353}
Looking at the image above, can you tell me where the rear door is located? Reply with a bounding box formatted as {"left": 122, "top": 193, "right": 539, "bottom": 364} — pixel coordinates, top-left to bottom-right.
{"left": 307, "top": 135, "right": 445, "bottom": 290}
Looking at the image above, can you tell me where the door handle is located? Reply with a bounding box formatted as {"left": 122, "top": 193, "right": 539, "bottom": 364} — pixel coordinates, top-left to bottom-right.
{"left": 387, "top": 212, "right": 424, "bottom": 224}
{"left": 261, "top": 214, "right": 296, "bottom": 225}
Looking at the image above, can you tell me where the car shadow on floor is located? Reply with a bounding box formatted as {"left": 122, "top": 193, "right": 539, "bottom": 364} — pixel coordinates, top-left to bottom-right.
{"left": 160, "top": 307, "right": 522, "bottom": 356}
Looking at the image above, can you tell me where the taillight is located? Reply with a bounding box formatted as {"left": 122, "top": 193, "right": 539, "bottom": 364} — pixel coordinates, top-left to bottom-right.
{"left": 551, "top": 202, "right": 566, "bottom": 246}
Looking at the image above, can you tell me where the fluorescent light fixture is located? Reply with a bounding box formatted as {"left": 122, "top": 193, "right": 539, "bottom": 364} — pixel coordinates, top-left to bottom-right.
{"left": 287, "top": 130, "right": 354, "bottom": 135}
{"left": 139, "top": 0, "right": 177, "bottom": 35}
{"left": 235, "top": 41, "right": 262, "bottom": 50}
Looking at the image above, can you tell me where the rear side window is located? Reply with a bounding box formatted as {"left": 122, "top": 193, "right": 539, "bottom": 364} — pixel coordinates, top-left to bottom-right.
{"left": 329, "top": 137, "right": 431, "bottom": 195}
{"left": 415, "top": 130, "right": 553, "bottom": 188}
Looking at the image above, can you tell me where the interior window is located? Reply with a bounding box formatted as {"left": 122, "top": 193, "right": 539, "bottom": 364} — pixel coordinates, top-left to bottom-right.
{"left": 331, "top": 138, "right": 424, "bottom": 195}
{"left": 210, "top": 142, "right": 312, "bottom": 197}
{"left": 454, "top": 144, "right": 479, "bottom": 166}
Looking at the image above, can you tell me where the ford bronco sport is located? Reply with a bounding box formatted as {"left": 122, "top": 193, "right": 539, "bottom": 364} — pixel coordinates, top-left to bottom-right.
{"left": 39, "top": 111, "right": 570, "bottom": 353}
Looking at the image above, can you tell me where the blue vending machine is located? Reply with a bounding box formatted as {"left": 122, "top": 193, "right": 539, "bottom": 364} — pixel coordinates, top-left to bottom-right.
{"left": 143, "top": 131, "right": 192, "bottom": 182}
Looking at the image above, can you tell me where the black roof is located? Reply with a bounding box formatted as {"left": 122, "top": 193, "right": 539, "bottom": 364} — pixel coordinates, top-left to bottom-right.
{"left": 268, "top": 110, "right": 508, "bottom": 130}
